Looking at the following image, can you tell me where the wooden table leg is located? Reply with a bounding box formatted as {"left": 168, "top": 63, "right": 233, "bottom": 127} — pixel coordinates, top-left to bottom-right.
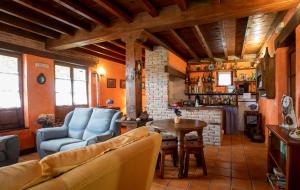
{"left": 177, "top": 132, "right": 185, "bottom": 178}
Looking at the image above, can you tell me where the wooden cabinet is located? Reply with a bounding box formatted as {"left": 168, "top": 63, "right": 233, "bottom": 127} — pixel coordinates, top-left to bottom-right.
{"left": 267, "top": 125, "right": 300, "bottom": 190}
{"left": 256, "top": 48, "right": 275, "bottom": 99}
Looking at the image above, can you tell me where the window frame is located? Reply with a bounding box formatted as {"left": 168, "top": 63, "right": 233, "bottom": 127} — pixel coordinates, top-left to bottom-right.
{"left": 217, "top": 71, "right": 233, "bottom": 87}
{"left": 0, "top": 51, "right": 23, "bottom": 110}
{"left": 55, "top": 62, "right": 89, "bottom": 107}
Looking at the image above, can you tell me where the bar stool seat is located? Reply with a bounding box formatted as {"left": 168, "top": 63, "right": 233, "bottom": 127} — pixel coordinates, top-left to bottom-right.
{"left": 159, "top": 140, "right": 178, "bottom": 178}
{"left": 183, "top": 140, "right": 207, "bottom": 177}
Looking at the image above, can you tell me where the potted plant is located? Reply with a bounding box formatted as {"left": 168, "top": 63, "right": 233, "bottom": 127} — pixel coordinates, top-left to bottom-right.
{"left": 37, "top": 114, "right": 54, "bottom": 128}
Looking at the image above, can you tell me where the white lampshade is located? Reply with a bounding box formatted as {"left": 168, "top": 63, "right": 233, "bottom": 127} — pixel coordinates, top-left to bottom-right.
{"left": 97, "top": 67, "right": 106, "bottom": 77}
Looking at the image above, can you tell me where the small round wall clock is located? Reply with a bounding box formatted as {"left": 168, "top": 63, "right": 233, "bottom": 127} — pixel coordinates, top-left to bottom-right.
{"left": 37, "top": 73, "right": 46, "bottom": 85}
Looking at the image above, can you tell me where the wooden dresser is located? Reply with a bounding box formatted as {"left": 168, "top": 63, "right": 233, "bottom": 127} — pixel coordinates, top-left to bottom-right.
{"left": 267, "top": 125, "right": 300, "bottom": 190}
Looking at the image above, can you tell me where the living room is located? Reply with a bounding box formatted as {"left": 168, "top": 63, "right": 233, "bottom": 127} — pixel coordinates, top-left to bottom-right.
{"left": 0, "top": 0, "right": 300, "bottom": 190}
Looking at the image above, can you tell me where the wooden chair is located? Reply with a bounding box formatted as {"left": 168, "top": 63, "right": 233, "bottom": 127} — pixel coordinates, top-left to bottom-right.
{"left": 158, "top": 140, "right": 178, "bottom": 178}
{"left": 183, "top": 138, "right": 207, "bottom": 177}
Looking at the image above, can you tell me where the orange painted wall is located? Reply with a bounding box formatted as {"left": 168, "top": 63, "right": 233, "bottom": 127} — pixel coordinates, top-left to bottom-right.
{"left": 168, "top": 52, "right": 187, "bottom": 74}
{"left": 97, "top": 58, "right": 126, "bottom": 113}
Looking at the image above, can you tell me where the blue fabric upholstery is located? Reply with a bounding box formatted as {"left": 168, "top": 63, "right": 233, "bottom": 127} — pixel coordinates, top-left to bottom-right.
{"left": 68, "top": 108, "right": 93, "bottom": 139}
{"left": 36, "top": 108, "right": 122, "bottom": 158}
{"left": 0, "top": 135, "right": 19, "bottom": 167}
{"left": 40, "top": 138, "right": 82, "bottom": 152}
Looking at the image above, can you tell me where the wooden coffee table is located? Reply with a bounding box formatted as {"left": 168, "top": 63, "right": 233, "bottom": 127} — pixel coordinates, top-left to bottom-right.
{"left": 152, "top": 119, "right": 207, "bottom": 178}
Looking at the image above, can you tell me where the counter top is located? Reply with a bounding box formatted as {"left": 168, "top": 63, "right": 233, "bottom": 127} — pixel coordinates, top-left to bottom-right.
{"left": 168, "top": 105, "right": 235, "bottom": 111}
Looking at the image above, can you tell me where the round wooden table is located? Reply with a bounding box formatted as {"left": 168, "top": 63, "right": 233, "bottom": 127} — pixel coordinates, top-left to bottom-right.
{"left": 152, "top": 119, "right": 207, "bottom": 178}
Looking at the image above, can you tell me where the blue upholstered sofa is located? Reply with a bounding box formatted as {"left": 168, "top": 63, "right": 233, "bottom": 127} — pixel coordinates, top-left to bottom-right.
{"left": 36, "top": 108, "right": 122, "bottom": 158}
{"left": 0, "top": 135, "right": 19, "bottom": 167}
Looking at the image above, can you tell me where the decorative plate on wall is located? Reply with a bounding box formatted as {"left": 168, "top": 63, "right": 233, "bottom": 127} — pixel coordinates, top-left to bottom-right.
{"left": 37, "top": 73, "right": 46, "bottom": 84}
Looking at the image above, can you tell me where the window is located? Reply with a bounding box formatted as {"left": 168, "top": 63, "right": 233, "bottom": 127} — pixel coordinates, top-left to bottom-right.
{"left": 217, "top": 71, "right": 232, "bottom": 86}
{"left": 55, "top": 64, "right": 87, "bottom": 106}
{"left": 0, "top": 54, "right": 21, "bottom": 108}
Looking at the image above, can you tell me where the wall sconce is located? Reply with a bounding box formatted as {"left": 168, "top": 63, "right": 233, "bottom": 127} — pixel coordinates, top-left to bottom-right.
{"left": 97, "top": 67, "right": 106, "bottom": 78}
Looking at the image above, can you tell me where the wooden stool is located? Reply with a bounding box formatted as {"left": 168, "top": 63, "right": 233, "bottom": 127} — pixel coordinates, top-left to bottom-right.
{"left": 183, "top": 140, "right": 207, "bottom": 177}
{"left": 159, "top": 140, "right": 178, "bottom": 178}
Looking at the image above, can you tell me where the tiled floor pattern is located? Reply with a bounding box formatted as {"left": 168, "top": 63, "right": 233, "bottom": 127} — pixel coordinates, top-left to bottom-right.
{"left": 19, "top": 135, "right": 270, "bottom": 190}
{"left": 151, "top": 135, "right": 271, "bottom": 190}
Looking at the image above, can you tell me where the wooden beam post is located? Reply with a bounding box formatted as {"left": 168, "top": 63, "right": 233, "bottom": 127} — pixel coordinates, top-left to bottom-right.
{"left": 122, "top": 32, "right": 143, "bottom": 119}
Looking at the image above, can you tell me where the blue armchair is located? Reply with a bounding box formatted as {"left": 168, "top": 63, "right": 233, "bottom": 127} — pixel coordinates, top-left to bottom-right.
{"left": 0, "top": 135, "right": 19, "bottom": 167}
{"left": 36, "top": 108, "right": 122, "bottom": 158}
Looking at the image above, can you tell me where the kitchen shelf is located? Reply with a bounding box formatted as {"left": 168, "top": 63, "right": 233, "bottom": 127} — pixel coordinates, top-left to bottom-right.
{"left": 185, "top": 92, "right": 237, "bottom": 96}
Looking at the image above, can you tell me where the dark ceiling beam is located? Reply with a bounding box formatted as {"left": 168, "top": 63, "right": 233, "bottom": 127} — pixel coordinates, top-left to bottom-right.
{"left": 92, "top": 0, "right": 133, "bottom": 23}
{"left": 143, "top": 30, "right": 186, "bottom": 61}
{"left": 109, "top": 40, "right": 126, "bottom": 49}
{"left": 0, "top": 1, "right": 75, "bottom": 35}
{"left": 170, "top": 29, "right": 198, "bottom": 58}
{"left": 82, "top": 45, "right": 126, "bottom": 61}
{"left": 176, "top": 0, "right": 189, "bottom": 11}
{"left": 0, "top": 23, "right": 46, "bottom": 42}
{"left": 47, "top": 0, "right": 298, "bottom": 50}
{"left": 52, "top": 0, "right": 109, "bottom": 26}
{"left": 75, "top": 47, "right": 125, "bottom": 64}
{"left": 258, "top": 11, "right": 286, "bottom": 57}
{"left": 139, "top": 0, "right": 158, "bottom": 17}
{"left": 212, "top": 0, "right": 221, "bottom": 4}
{"left": 94, "top": 42, "right": 125, "bottom": 56}
{"left": 135, "top": 40, "right": 153, "bottom": 51}
{"left": 0, "top": 12, "right": 60, "bottom": 39}
{"left": 12, "top": 0, "right": 91, "bottom": 31}
{"left": 193, "top": 25, "right": 213, "bottom": 58}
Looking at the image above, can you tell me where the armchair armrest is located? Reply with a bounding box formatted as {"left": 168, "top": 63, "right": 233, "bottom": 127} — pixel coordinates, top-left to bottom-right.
{"left": 36, "top": 126, "right": 68, "bottom": 141}
{"left": 85, "top": 131, "right": 114, "bottom": 145}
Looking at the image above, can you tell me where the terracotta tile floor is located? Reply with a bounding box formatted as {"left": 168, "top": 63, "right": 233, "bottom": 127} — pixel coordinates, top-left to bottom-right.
{"left": 151, "top": 135, "right": 271, "bottom": 190}
{"left": 19, "top": 134, "right": 270, "bottom": 190}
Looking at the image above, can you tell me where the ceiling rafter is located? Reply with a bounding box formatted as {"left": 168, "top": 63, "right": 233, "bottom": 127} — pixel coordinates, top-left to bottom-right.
{"left": 93, "top": 43, "right": 125, "bottom": 56}
{"left": 135, "top": 40, "right": 153, "bottom": 51}
{"left": 12, "top": 0, "right": 91, "bottom": 31}
{"left": 109, "top": 40, "right": 126, "bottom": 49}
{"left": 143, "top": 30, "right": 186, "bottom": 61}
{"left": 241, "top": 17, "right": 252, "bottom": 58}
{"left": 192, "top": 25, "right": 213, "bottom": 58}
{"left": 76, "top": 47, "right": 125, "bottom": 64}
{"left": 139, "top": 0, "right": 158, "bottom": 17}
{"left": 176, "top": 0, "right": 188, "bottom": 11}
{"left": 170, "top": 29, "right": 198, "bottom": 59}
{"left": 220, "top": 19, "right": 236, "bottom": 59}
{"left": 52, "top": 0, "right": 110, "bottom": 26}
{"left": 92, "top": 0, "right": 133, "bottom": 23}
{"left": 0, "top": 1, "right": 75, "bottom": 35}
{"left": 81, "top": 46, "right": 125, "bottom": 62}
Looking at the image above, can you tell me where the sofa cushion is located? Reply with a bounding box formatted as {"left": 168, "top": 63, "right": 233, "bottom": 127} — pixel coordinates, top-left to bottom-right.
{"left": 0, "top": 140, "right": 6, "bottom": 151}
{"left": 68, "top": 108, "right": 93, "bottom": 139}
{"left": 40, "top": 127, "right": 150, "bottom": 177}
{"left": 60, "top": 141, "right": 87, "bottom": 152}
{"left": 82, "top": 109, "right": 117, "bottom": 140}
{"left": 0, "top": 151, "right": 6, "bottom": 162}
{"left": 40, "top": 138, "right": 82, "bottom": 152}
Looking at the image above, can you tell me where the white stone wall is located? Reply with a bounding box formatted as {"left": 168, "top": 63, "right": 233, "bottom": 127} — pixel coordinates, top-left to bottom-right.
{"left": 145, "top": 46, "right": 223, "bottom": 145}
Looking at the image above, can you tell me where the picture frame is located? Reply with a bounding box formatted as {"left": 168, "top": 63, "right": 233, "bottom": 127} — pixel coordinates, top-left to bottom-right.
{"left": 120, "top": 79, "right": 126, "bottom": 89}
{"left": 107, "top": 78, "right": 116, "bottom": 88}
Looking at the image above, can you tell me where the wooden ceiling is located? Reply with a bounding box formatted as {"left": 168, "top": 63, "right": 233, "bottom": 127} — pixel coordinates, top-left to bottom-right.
{"left": 0, "top": 0, "right": 297, "bottom": 64}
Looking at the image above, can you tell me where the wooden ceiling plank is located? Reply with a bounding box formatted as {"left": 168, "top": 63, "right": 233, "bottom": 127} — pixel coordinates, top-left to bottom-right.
{"left": 92, "top": 0, "right": 133, "bottom": 23}
{"left": 83, "top": 45, "right": 125, "bottom": 61}
{"left": 143, "top": 30, "right": 186, "bottom": 61}
{"left": 170, "top": 29, "right": 197, "bottom": 59}
{"left": 12, "top": 0, "right": 91, "bottom": 31}
{"left": 258, "top": 11, "right": 287, "bottom": 56}
{"left": 176, "top": 0, "right": 188, "bottom": 11}
{"left": 135, "top": 40, "right": 153, "bottom": 51}
{"left": 0, "top": 12, "right": 60, "bottom": 39}
{"left": 0, "top": 1, "right": 75, "bottom": 35}
{"left": 93, "top": 43, "right": 125, "bottom": 56}
{"left": 52, "top": 0, "right": 109, "bottom": 26}
{"left": 76, "top": 47, "right": 125, "bottom": 64}
{"left": 46, "top": 0, "right": 298, "bottom": 50}
{"left": 0, "top": 23, "right": 46, "bottom": 42}
{"left": 139, "top": 0, "right": 158, "bottom": 17}
{"left": 193, "top": 25, "right": 213, "bottom": 58}
{"left": 109, "top": 40, "right": 126, "bottom": 49}
{"left": 241, "top": 17, "right": 252, "bottom": 58}
{"left": 220, "top": 19, "right": 236, "bottom": 59}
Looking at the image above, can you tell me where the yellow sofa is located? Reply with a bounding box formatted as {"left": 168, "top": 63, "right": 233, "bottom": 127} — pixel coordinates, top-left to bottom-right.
{"left": 0, "top": 127, "right": 162, "bottom": 190}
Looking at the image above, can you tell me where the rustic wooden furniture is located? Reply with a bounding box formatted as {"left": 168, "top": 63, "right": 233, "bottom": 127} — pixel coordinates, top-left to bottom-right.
{"left": 183, "top": 140, "right": 207, "bottom": 177}
{"left": 158, "top": 140, "right": 178, "bottom": 178}
{"left": 256, "top": 48, "right": 275, "bottom": 99}
{"left": 244, "top": 111, "right": 263, "bottom": 142}
{"left": 267, "top": 125, "right": 300, "bottom": 190}
{"left": 116, "top": 118, "right": 153, "bottom": 131}
{"left": 152, "top": 119, "right": 207, "bottom": 178}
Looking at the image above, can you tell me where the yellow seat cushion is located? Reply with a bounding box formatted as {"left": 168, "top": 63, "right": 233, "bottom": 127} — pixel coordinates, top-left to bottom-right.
{"left": 40, "top": 127, "right": 150, "bottom": 178}
{"left": 0, "top": 160, "right": 43, "bottom": 190}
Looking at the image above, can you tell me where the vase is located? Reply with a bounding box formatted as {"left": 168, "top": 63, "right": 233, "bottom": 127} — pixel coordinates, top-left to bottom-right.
{"left": 174, "top": 116, "right": 181, "bottom": 124}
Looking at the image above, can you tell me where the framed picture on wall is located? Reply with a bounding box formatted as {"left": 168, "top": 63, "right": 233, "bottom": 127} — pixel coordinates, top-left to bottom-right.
{"left": 120, "top": 79, "right": 126, "bottom": 89}
{"left": 107, "top": 78, "right": 116, "bottom": 88}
